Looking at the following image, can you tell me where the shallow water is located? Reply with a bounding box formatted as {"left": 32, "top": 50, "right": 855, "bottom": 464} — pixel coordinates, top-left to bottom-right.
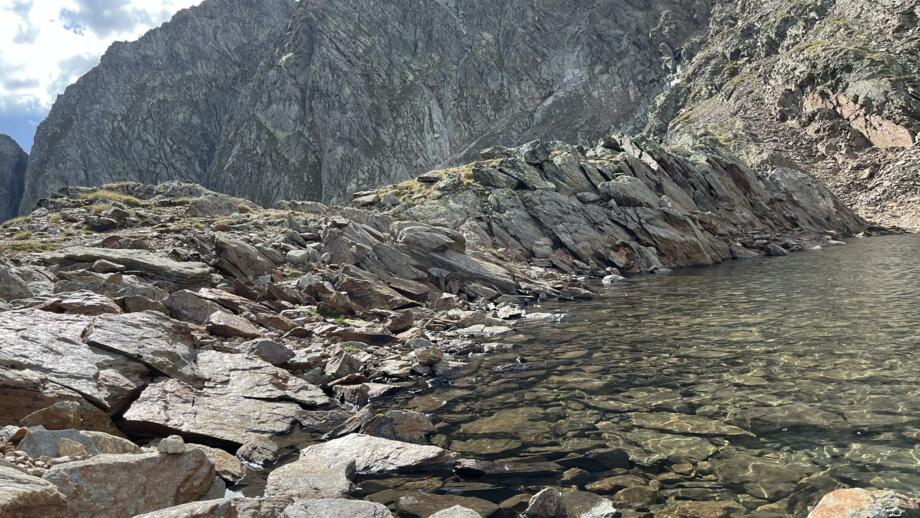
{"left": 374, "top": 234, "right": 920, "bottom": 516}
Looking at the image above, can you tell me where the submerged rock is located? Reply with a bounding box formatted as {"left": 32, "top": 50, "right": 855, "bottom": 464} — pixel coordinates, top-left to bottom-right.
{"left": 808, "top": 488, "right": 920, "bottom": 518}
{"left": 298, "top": 433, "right": 458, "bottom": 475}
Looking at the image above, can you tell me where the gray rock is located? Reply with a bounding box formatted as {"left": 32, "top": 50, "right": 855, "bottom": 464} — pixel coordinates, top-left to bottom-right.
{"left": 264, "top": 457, "right": 355, "bottom": 499}
{"left": 0, "top": 309, "right": 150, "bottom": 413}
{"left": 122, "top": 378, "right": 307, "bottom": 446}
{"left": 186, "top": 194, "right": 259, "bottom": 218}
{"left": 42, "top": 450, "right": 218, "bottom": 518}
{"left": 526, "top": 488, "right": 565, "bottom": 518}
{"left": 429, "top": 505, "right": 483, "bottom": 518}
{"left": 41, "top": 247, "right": 211, "bottom": 288}
{"left": 0, "top": 466, "right": 67, "bottom": 518}
{"left": 133, "top": 497, "right": 292, "bottom": 518}
{"left": 0, "top": 259, "right": 32, "bottom": 302}
{"left": 157, "top": 435, "right": 186, "bottom": 454}
{"left": 298, "top": 433, "right": 458, "bottom": 475}
{"left": 83, "top": 310, "right": 202, "bottom": 384}
{"left": 165, "top": 289, "right": 223, "bottom": 324}
{"left": 242, "top": 339, "right": 295, "bottom": 366}
{"left": 281, "top": 498, "right": 392, "bottom": 518}
{"left": 206, "top": 310, "right": 262, "bottom": 339}
{"left": 16, "top": 429, "right": 140, "bottom": 458}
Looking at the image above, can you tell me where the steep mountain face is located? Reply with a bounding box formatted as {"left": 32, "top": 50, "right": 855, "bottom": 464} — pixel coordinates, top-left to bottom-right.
{"left": 18, "top": 0, "right": 297, "bottom": 215}
{"left": 648, "top": 0, "right": 920, "bottom": 228}
{"left": 17, "top": 0, "right": 714, "bottom": 214}
{"left": 0, "top": 135, "right": 27, "bottom": 221}
{"left": 205, "top": 0, "right": 714, "bottom": 204}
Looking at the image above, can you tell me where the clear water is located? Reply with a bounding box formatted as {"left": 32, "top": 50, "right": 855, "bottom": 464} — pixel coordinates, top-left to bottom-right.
{"left": 375, "top": 234, "right": 920, "bottom": 516}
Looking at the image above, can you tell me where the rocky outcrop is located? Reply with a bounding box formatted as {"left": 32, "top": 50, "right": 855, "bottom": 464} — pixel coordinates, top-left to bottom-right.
{"left": 649, "top": 0, "right": 920, "bottom": 228}
{"left": 0, "top": 135, "right": 27, "bottom": 221}
{"left": 17, "top": 0, "right": 714, "bottom": 214}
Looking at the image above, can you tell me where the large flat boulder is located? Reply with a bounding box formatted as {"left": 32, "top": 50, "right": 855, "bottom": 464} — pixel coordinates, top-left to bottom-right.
{"left": 264, "top": 457, "right": 354, "bottom": 499}
{"left": 42, "top": 246, "right": 211, "bottom": 288}
{"left": 0, "top": 466, "right": 68, "bottom": 518}
{"left": 83, "top": 311, "right": 202, "bottom": 384}
{"left": 42, "top": 450, "right": 218, "bottom": 517}
{"left": 197, "top": 350, "right": 329, "bottom": 407}
{"left": 298, "top": 433, "right": 459, "bottom": 475}
{"left": 0, "top": 309, "right": 150, "bottom": 413}
{"left": 123, "top": 378, "right": 306, "bottom": 445}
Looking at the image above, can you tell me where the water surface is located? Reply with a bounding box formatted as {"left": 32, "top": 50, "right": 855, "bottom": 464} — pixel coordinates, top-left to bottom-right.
{"left": 376, "top": 234, "right": 920, "bottom": 516}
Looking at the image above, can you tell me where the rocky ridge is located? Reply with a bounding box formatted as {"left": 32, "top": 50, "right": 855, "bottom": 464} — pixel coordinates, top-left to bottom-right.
{"left": 14, "top": 0, "right": 715, "bottom": 214}
{"left": 0, "top": 135, "right": 875, "bottom": 516}
{"left": 649, "top": 0, "right": 920, "bottom": 228}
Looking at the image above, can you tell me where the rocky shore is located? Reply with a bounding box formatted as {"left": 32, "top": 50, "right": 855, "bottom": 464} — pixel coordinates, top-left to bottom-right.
{"left": 0, "top": 136, "right": 900, "bottom": 517}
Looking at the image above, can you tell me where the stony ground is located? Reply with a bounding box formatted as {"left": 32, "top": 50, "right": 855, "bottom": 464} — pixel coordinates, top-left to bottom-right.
{"left": 0, "top": 135, "right": 897, "bottom": 517}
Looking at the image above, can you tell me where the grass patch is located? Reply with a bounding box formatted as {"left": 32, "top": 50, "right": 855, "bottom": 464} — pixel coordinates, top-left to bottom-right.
{"left": 89, "top": 203, "right": 113, "bottom": 215}
{"left": 2, "top": 237, "right": 65, "bottom": 255}
{"left": 12, "top": 230, "right": 31, "bottom": 240}
{"left": 2, "top": 216, "right": 31, "bottom": 228}
{"left": 78, "top": 189, "right": 144, "bottom": 207}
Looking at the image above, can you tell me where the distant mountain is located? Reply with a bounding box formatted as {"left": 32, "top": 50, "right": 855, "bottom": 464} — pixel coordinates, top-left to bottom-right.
{"left": 18, "top": 0, "right": 297, "bottom": 214}
{"left": 0, "top": 135, "right": 27, "bottom": 221}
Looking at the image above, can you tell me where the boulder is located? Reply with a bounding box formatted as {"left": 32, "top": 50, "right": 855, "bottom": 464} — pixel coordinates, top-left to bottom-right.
{"left": 196, "top": 350, "right": 329, "bottom": 407}
{"left": 123, "top": 378, "right": 307, "bottom": 446}
{"left": 298, "top": 434, "right": 458, "bottom": 475}
{"left": 186, "top": 444, "right": 245, "bottom": 483}
{"left": 0, "top": 369, "right": 85, "bottom": 426}
{"left": 206, "top": 311, "right": 262, "bottom": 339}
{"left": 41, "top": 246, "right": 211, "bottom": 288}
{"left": 526, "top": 488, "right": 565, "bottom": 518}
{"left": 214, "top": 235, "right": 276, "bottom": 282}
{"left": 281, "top": 498, "right": 392, "bottom": 518}
{"left": 165, "top": 290, "right": 223, "bottom": 324}
{"left": 19, "top": 400, "right": 122, "bottom": 436}
{"left": 242, "top": 339, "right": 295, "bottom": 366}
{"left": 82, "top": 311, "right": 202, "bottom": 384}
{"left": 186, "top": 194, "right": 259, "bottom": 218}
{"left": 133, "top": 497, "right": 292, "bottom": 518}
{"left": 42, "top": 450, "right": 218, "bottom": 517}
{"left": 396, "top": 493, "right": 498, "bottom": 518}
{"left": 562, "top": 491, "right": 618, "bottom": 518}
{"left": 157, "top": 435, "right": 186, "bottom": 454}
{"left": 430, "top": 506, "right": 483, "bottom": 518}
{"left": 0, "top": 466, "right": 68, "bottom": 518}
{"left": 16, "top": 429, "right": 140, "bottom": 458}
{"left": 264, "top": 457, "right": 355, "bottom": 499}
{"left": 808, "top": 488, "right": 920, "bottom": 518}
{"left": 14, "top": 290, "right": 123, "bottom": 315}
{"left": 0, "top": 261, "right": 33, "bottom": 302}
{"left": 0, "top": 309, "right": 150, "bottom": 413}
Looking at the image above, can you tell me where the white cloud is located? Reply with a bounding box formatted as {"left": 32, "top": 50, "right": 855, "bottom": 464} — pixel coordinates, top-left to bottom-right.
{"left": 0, "top": 0, "right": 202, "bottom": 119}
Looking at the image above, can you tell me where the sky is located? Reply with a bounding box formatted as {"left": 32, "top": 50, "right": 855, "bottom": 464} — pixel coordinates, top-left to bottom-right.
{"left": 0, "top": 0, "right": 203, "bottom": 152}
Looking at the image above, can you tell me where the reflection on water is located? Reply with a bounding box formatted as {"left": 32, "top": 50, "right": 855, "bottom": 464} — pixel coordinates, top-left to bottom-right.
{"left": 379, "top": 235, "right": 920, "bottom": 516}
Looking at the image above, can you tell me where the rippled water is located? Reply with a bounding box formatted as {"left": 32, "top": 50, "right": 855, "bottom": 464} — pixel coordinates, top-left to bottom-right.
{"left": 375, "top": 234, "right": 920, "bottom": 516}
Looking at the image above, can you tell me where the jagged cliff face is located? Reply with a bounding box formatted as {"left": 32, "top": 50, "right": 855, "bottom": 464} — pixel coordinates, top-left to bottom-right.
{"left": 205, "top": 0, "right": 713, "bottom": 204}
{"left": 649, "top": 0, "right": 920, "bottom": 228}
{"left": 17, "top": 0, "right": 714, "bottom": 213}
{"left": 18, "top": 0, "right": 297, "bottom": 215}
{"left": 0, "top": 135, "right": 27, "bottom": 221}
